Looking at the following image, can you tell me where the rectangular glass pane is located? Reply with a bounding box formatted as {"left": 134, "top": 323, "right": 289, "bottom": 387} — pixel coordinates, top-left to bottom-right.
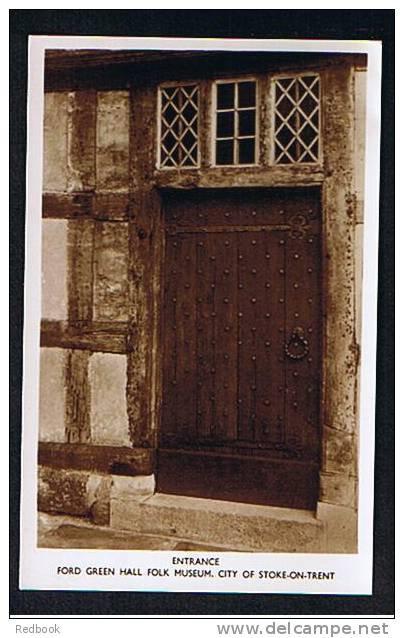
{"left": 238, "top": 110, "right": 256, "bottom": 137}
{"left": 238, "top": 138, "right": 255, "bottom": 164}
{"left": 238, "top": 81, "right": 256, "bottom": 108}
{"left": 217, "top": 83, "right": 235, "bottom": 110}
{"left": 217, "top": 111, "right": 235, "bottom": 138}
{"left": 216, "top": 139, "right": 234, "bottom": 165}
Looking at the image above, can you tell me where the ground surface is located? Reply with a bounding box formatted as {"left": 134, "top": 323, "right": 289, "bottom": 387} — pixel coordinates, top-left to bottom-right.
{"left": 37, "top": 512, "right": 232, "bottom": 551}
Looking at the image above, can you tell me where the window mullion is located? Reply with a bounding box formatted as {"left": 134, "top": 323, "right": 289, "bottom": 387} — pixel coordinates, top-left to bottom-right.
{"left": 234, "top": 82, "right": 239, "bottom": 165}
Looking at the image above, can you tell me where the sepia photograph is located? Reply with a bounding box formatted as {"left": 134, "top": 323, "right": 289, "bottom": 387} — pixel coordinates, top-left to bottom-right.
{"left": 17, "top": 32, "right": 384, "bottom": 596}
{"left": 36, "top": 44, "right": 367, "bottom": 554}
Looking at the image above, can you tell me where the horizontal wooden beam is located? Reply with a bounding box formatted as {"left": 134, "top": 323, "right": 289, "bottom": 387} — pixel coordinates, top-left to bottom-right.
{"left": 43, "top": 192, "right": 132, "bottom": 220}
{"left": 38, "top": 442, "right": 155, "bottom": 476}
{"left": 155, "top": 165, "right": 324, "bottom": 190}
{"left": 41, "top": 320, "right": 131, "bottom": 354}
{"left": 43, "top": 177, "right": 324, "bottom": 223}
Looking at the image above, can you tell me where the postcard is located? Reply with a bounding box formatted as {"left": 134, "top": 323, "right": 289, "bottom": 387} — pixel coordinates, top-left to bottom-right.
{"left": 19, "top": 35, "right": 381, "bottom": 594}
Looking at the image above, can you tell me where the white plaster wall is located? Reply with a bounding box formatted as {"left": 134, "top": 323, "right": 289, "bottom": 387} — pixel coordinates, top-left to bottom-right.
{"left": 39, "top": 347, "right": 67, "bottom": 442}
{"left": 43, "top": 92, "right": 68, "bottom": 192}
{"left": 41, "top": 219, "right": 68, "bottom": 320}
{"left": 89, "top": 353, "right": 131, "bottom": 446}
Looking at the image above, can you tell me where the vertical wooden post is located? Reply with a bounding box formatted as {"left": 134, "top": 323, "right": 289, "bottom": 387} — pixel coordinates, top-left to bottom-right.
{"left": 127, "top": 84, "right": 162, "bottom": 450}
{"left": 64, "top": 91, "right": 97, "bottom": 444}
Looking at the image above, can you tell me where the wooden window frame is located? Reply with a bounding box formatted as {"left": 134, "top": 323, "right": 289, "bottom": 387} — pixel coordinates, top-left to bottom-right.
{"left": 157, "top": 81, "right": 201, "bottom": 170}
{"left": 211, "top": 77, "right": 260, "bottom": 168}
{"left": 270, "top": 71, "right": 323, "bottom": 167}
{"left": 155, "top": 72, "right": 324, "bottom": 178}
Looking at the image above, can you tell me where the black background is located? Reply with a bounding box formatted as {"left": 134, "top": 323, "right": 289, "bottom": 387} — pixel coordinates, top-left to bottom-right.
{"left": 9, "top": 9, "right": 395, "bottom": 617}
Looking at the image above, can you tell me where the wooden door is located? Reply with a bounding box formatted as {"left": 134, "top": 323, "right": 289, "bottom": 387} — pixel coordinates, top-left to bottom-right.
{"left": 158, "top": 188, "right": 322, "bottom": 510}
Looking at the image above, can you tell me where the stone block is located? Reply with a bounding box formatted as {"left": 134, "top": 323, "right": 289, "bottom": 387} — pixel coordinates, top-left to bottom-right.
{"left": 319, "top": 472, "right": 356, "bottom": 508}
{"left": 93, "top": 222, "right": 129, "bottom": 321}
{"left": 89, "top": 353, "right": 131, "bottom": 446}
{"left": 38, "top": 466, "right": 114, "bottom": 524}
{"left": 96, "top": 91, "right": 130, "bottom": 192}
{"left": 38, "top": 466, "right": 88, "bottom": 516}
{"left": 41, "top": 220, "right": 68, "bottom": 320}
{"left": 38, "top": 347, "right": 67, "bottom": 443}
{"left": 111, "top": 494, "right": 326, "bottom": 553}
{"left": 87, "top": 474, "right": 112, "bottom": 525}
{"left": 322, "top": 65, "right": 358, "bottom": 436}
{"left": 43, "top": 92, "right": 68, "bottom": 192}
{"left": 322, "top": 426, "right": 356, "bottom": 475}
{"left": 317, "top": 501, "right": 358, "bottom": 553}
{"left": 111, "top": 475, "right": 155, "bottom": 500}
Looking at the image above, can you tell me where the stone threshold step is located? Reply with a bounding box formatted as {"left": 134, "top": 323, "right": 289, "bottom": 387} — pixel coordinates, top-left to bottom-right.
{"left": 111, "top": 492, "right": 326, "bottom": 553}
{"left": 37, "top": 512, "right": 231, "bottom": 551}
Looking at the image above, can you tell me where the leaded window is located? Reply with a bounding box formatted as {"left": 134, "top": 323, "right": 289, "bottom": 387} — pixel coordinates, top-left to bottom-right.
{"left": 273, "top": 74, "right": 321, "bottom": 164}
{"left": 214, "top": 79, "right": 258, "bottom": 166}
{"left": 158, "top": 84, "right": 200, "bottom": 168}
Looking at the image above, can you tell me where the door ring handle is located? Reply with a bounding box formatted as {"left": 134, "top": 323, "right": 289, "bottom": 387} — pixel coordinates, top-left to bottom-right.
{"left": 285, "top": 326, "right": 309, "bottom": 361}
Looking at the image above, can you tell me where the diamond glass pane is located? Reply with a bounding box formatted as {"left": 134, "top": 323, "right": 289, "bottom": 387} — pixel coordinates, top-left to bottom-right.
{"left": 273, "top": 74, "right": 321, "bottom": 164}
{"left": 159, "top": 85, "right": 199, "bottom": 168}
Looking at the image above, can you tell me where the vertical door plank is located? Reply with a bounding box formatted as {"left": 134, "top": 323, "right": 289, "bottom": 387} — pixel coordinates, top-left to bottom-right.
{"left": 236, "top": 231, "right": 257, "bottom": 442}
{"left": 195, "top": 235, "right": 208, "bottom": 439}
{"left": 284, "top": 218, "right": 321, "bottom": 461}
{"left": 212, "top": 233, "right": 238, "bottom": 441}
{"left": 255, "top": 229, "right": 286, "bottom": 445}
{"left": 196, "top": 232, "right": 217, "bottom": 439}
{"left": 162, "top": 232, "right": 179, "bottom": 438}
{"left": 174, "top": 235, "right": 197, "bottom": 441}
